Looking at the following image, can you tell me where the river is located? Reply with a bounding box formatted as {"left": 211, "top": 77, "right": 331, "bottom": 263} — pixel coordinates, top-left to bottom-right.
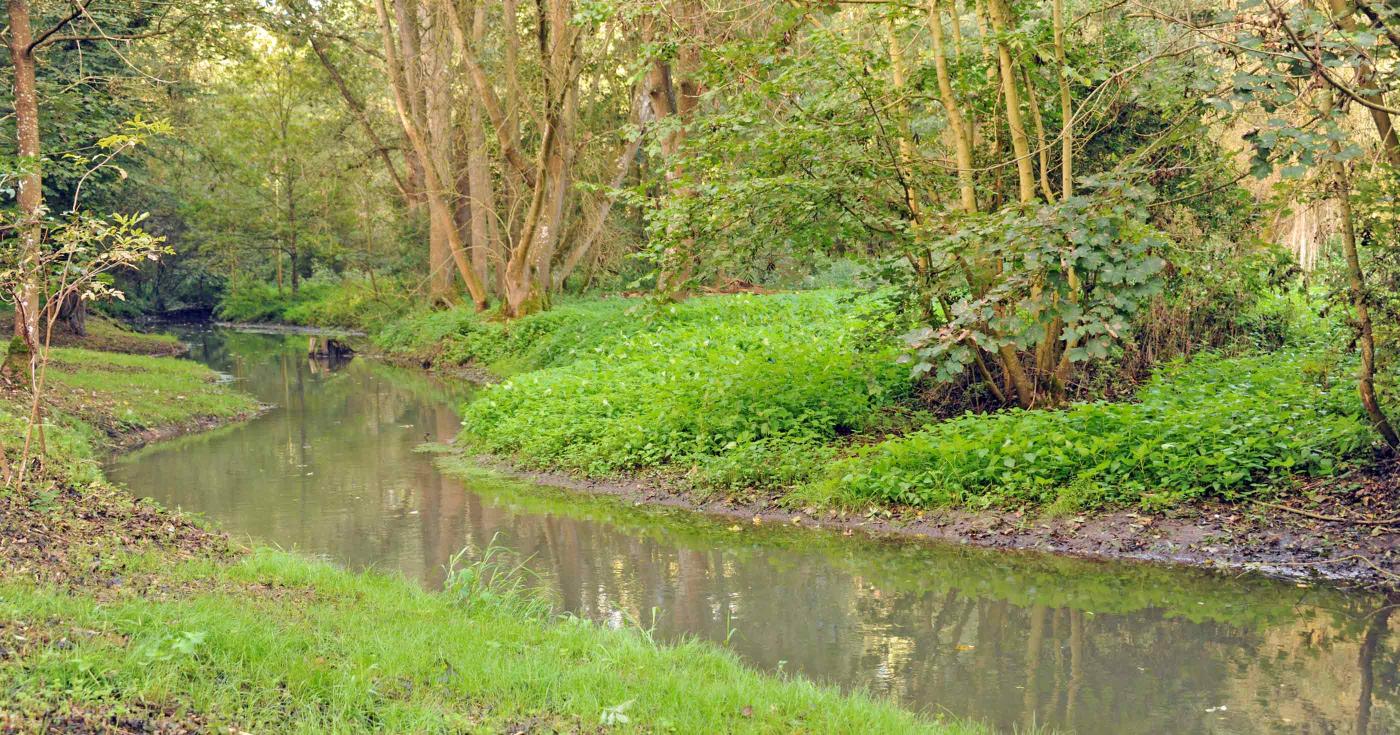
{"left": 107, "top": 327, "right": 1399, "bottom": 734}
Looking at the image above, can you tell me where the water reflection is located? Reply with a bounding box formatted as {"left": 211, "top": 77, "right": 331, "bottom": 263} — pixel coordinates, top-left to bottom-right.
{"left": 108, "top": 329, "right": 1399, "bottom": 734}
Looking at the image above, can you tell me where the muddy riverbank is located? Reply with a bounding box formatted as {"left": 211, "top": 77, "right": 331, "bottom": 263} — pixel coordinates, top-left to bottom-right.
{"left": 463, "top": 455, "right": 1400, "bottom": 589}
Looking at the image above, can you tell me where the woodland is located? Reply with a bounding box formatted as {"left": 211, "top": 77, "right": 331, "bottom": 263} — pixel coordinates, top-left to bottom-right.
{"left": 1, "top": 0, "right": 1399, "bottom": 731}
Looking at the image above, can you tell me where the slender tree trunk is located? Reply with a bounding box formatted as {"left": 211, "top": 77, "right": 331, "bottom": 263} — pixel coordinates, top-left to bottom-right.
{"left": 1023, "top": 68, "right": 1056, "bottom": 203}
{"left": 652, "top": 1, "right": 705, "bottom": 300}
{"left": 465, "top": 1, "right": 498, "bottom": 291}
{"left": 6, "top": 0, "right": 41, "bottom": 347}
{"left": 928, "top": 0, "right": 977, "bottom": 215}
{"left": 988, "top": 0, "right": 1036, "bottom": 204}
{"left": 1053, "top": 0, "right": 1073, "bottom": 197}
{"left": 886, "top": 17, "right": 924, "bottom": 222}
{"left": 375, "top": 0, "right": 489, "bottom": 309}
{"left": 424, "top": 2, "right": 459, "bottom": 302}
{"left": 1336, "top": 159, "right": 1400, "bottom": 448}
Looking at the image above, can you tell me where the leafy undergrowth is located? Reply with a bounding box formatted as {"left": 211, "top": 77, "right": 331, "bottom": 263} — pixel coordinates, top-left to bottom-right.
{"left": 425, "top": 291, "right": 1381, "bottom": 514}
{"left": 34, "top": 347, "right": 258, "bottom": 442}
{"left": 449, "top": 292, "right": 912, "bottom": 490}
{"left": 0, "top": 335, "right": 965, "bottom": 733}
{"left": 803, "top": 350, "right": 1376, "bottom": 512}
{"left": 217, "top": 277, "right": 409, "bottom": 330}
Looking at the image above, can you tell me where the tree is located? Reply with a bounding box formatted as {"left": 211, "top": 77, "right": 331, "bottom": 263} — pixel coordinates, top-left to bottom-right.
{"left": 1194, "top": 0, "right": 1400, "bottom": 447}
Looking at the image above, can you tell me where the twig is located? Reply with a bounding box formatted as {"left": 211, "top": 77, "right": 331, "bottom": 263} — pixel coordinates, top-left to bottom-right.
{"left": 1250, "top": 499, "right": 1400, "bottom": 526}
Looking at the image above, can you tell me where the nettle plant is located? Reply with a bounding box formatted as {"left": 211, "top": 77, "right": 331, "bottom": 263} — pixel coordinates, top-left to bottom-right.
{"left": 903, "top": 176, "right": 1167, "bottom": 405}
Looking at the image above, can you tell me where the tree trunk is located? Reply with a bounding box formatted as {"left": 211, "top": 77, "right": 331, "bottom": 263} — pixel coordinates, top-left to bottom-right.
{"left": 57, "top": 293, "right": 85, "bottom": 337}
{"left": 6, "top": 0, "right": 41, "bottom": 348}
{"left": 288, "top": 173, "right": 300, "bottom": 296}
{"left": 650, "top": 1, "right": 705, "bottom": 300}
{"left": 928, "top": 0, "right": 977, "bottom": 215}
{"left": 425, "top": 2, "right": 459, "bottom": 302}
{"left": 988, "top": 0, "right": 1036, "bottom": 204}
{"left": 1053, "top": 0, "right": 1073, "bottom": 197}
{"left": 1336, "top": 159, "right": 1400, "bottom": 448}
{"left": 374, "top": 0, "right": 489, "bottom": 309}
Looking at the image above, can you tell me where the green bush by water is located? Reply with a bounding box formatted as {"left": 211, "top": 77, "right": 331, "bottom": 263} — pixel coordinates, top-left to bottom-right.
{"left": 217, "top": 277, "right": 408, "bottom": 329}
{"left": 455, "top": 292, "right": 910, "bottom": 487}
{"left": 806, "top": 350, "right": 1375, "bottom": 511}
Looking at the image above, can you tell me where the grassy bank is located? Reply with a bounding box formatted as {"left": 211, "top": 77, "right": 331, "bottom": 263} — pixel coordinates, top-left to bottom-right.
{"left": 382, "top": 291, "right": 1380, "bottom": 511}
{"left": 0, "top": 339, "right": 963, "bottom": 732}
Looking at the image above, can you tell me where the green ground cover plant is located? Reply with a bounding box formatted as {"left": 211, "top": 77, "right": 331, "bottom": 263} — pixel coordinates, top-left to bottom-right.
{"left": 804, "top": 350, "right": 1375, "bottom": 511}
{"left": 438, "top": 290, "right": 1380, "bottom": 512}
{"left": 454, "top": 292, "right": 911, "bottom": 488}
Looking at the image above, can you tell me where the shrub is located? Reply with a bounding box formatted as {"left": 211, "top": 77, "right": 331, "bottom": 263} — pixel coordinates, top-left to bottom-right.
{"left": 806, "top": 350, "right": 1376, "bottom": 510}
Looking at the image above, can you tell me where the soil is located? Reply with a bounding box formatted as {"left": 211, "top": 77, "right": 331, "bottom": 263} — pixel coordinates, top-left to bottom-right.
{"left": 467, "top": 455, "right": 1400, "bottom": 590}
{"left": 0, "top": 699, "right": 215, "bottom": 735}
{"left": 107, "top": 408, "right": 269, "bottom": 454}
{"left": 0, "top": 477, "right": 238, "bottom": 587}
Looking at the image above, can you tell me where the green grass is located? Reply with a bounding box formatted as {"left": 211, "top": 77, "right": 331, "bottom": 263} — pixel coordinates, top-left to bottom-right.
{"left": 40, "top": 347, "right": 258, "bottom": 434}
{"left": 0, "top": 550, "right": 962, "bottom": 733}
{"left": 802, "top": 349, "right": 1375, "bottom": 511}
{"left": 449, "top": 292, "right": 912, "bottom": 489}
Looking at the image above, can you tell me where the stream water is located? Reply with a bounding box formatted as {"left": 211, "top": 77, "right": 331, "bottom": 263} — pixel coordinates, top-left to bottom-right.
{"left": 107, "top": 327, "right": 1399, "bottom": 734}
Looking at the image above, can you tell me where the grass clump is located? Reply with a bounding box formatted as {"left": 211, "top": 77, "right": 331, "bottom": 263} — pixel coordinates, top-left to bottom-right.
{"left": 0, "top": 549, "right": 963, "bottom": 734}
{"left": 456, "top": 291, "right": 909, "bottom": 487}
{"left": 804, "top": 350, "right": 1375, "bottom": 511}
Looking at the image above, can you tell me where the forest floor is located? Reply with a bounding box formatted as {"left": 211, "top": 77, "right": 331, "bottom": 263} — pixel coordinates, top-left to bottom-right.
{"left": 0, "top": 330, "right": 969, "bottom": 733}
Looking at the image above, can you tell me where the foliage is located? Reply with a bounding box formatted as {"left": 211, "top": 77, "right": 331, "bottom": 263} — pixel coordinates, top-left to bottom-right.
{"left": 807, "top": 349, "right": 1376, "bottom": 511}
{"left": 905, "top": 177, "right": 1169, "bottom": 383}
{"left": 216, "top": 277, "right": 409, "bottom": 329}
{"left": 456, "top": 292, "right": 910, "bottom": 486}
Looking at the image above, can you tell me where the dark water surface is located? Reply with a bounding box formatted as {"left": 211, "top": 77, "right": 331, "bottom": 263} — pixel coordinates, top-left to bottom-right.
{"left": 107, "top": 328, "right": 1399, "bottom": 734}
